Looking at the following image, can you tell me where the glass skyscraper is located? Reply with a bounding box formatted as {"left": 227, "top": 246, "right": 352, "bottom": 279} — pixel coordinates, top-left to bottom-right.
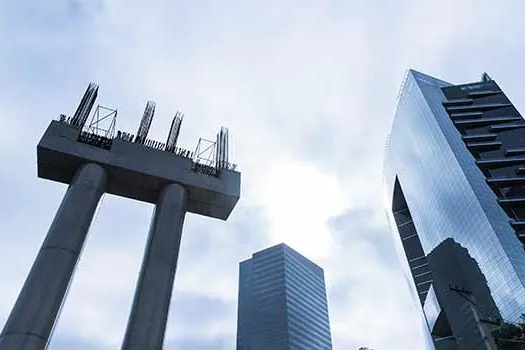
{"left": 236, "top": 243, "right": 332, "bottom": 350}
{"left": 384, "top": 70, "right": 525, "bottom": 348}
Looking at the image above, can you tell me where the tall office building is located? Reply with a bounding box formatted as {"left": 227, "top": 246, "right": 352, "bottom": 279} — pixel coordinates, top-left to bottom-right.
{"left": 384, "top": 70, "right": 525, "bottom": 348}
{"left": 236, "top": 243, "right": 332, "bottom": 350}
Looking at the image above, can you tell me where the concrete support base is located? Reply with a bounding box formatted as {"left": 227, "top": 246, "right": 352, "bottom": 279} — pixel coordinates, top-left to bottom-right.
{"left": 0, "top": 163, "right": 107, "bottom": 350}
{"left": 122, "top": 183, "right": 187, "bottom": 350}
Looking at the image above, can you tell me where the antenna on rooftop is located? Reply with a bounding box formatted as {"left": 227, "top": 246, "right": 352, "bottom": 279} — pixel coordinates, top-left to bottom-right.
{"left": 481, "top": 72, "right": 492, "bottom": 82}
{"left": 135, "top": 101, "right": 155, "bottom": 144}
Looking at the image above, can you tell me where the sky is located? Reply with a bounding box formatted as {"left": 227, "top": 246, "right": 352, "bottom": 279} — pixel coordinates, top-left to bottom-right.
{"left": 1, "top": 1, "right": 525, "bottom": 349}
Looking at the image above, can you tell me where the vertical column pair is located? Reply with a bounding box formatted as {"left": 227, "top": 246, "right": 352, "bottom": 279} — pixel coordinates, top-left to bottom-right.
{"left": 0, "top": 163, "right": 187, "bottom": 350}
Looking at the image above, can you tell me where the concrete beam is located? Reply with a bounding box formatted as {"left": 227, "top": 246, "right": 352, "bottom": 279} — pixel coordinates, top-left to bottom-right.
{"left": 37, "top": 121, "right": 240, "bottom": 220}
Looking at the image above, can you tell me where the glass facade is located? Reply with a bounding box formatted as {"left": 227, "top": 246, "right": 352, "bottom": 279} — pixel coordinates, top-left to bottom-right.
{"left": 384, "top": 70, "right": 525, "bottom": 345}
{"left": 236, "top": 243, "right": 332, "bottom": 350}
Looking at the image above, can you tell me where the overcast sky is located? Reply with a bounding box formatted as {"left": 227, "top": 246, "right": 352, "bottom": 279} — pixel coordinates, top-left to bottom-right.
{"left": 1, "top": 1, "right": 525, "bottom": 349}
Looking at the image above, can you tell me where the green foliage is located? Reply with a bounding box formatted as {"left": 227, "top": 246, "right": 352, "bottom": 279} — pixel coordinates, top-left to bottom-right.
{"left": 492, "top": 314, "right": 525, "bottom": 349}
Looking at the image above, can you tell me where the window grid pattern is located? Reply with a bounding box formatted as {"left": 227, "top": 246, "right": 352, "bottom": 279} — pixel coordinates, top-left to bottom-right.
{"left": 384, "top": 70, "right": 525, "bottom": 325}
{"left": 236, "top": 244, "right": 332, "bottom": 350}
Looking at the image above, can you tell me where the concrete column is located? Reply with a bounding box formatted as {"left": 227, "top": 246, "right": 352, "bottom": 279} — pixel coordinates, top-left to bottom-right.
{"left": 0, "top": 163, "right": 107, "bottom": 350}
{"left": 122, "top": 183, "right": 187, "bottom": 350}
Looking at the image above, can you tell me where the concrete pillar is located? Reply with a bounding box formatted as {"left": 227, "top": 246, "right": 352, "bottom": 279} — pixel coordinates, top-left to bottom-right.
{"left": 0, "top": 163, "right": 107, "bottom": 350}
{"left": 122, "top": 183, "right": 187, "bottom": 350}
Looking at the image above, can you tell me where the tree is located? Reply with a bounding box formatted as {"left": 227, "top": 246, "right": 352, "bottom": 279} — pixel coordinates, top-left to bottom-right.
{"left": 492, "top": 314, "right": 525, "bottom": 350}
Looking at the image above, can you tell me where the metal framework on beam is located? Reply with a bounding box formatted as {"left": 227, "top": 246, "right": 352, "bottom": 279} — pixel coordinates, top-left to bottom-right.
{"left": 216, "top": 127, "right": 229, "bottom": 169}
{"left": 86, "top": 105, "right": 117, "bottom": 139}
{"left": 71, "top": 83, "right": 98, "bottom": 129}
{"left": 135, "top": 101, "right": 156, "bottom": 145}
{"left": 166, "top": 111, "right": 183, "bottom": 152}
{"left": 193, "top": 138, "right": 217, "bottom": 175}
{"left": 57, "top": 83, "right": 238, "bottom": 174}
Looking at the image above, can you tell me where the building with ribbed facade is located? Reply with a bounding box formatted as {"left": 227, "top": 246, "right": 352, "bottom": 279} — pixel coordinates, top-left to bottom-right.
{"left": 236, "top": 243, "right": 332, "bottom": 350}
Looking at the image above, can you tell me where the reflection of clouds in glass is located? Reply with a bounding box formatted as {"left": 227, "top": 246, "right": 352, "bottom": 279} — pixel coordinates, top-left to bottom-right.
{"left": 385, "top": 70, "right": 525, "bottom": 347}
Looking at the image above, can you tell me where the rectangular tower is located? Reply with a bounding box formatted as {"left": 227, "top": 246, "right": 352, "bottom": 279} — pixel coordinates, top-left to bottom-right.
{"left": 236, "top": 243, "right": 332, "bottom": 350}
{"left": 384, "top": 70, "right": 525, "bottom": 348}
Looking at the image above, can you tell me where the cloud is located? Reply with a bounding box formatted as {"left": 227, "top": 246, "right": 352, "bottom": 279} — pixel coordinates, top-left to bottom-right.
{"left": 1, "top": 1, "right": 525, "bottom": 350}
{"left": 164, "top": 336, "right": 229, "bottom": 350}
{"left": 49, "top": 335, "right": 106, "bottom": 350}
{"left": 251, "top": 160, "right": 346, "bottom": 259}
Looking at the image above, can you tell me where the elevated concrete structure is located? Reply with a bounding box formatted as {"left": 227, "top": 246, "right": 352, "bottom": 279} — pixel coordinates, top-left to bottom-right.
{"left": 0, "top": 85, "right": 241, "bottom": 350}
{"left": 38, "top": 121, "right": 240, "bottom": 220}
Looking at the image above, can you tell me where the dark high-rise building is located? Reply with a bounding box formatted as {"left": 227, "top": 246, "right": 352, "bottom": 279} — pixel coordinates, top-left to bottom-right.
{"left": 384, "top": 70, "right": 525, "bottom": 348}
{"left": 236, "top": 243, "right": 332, "bottom": 350}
